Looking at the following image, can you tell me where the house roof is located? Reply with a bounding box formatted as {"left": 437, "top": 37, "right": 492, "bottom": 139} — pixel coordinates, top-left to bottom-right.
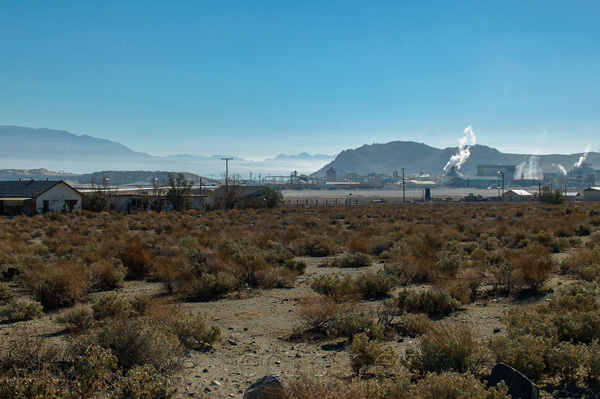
{"left": 0, "top": 180, "right": 68, "bottom": 199}
{"left": 583, "top": 187, "right": 600, "bottom": 192}
{"left": 504, "top": 189, "right": 532, "bottom": 196}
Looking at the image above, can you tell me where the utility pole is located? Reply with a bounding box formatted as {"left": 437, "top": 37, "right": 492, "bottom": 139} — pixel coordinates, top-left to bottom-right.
{"left": 401, "top": 168, "right": 406, "bottom": 204}
{"left": 221, "top": 157, "right": 233, "bottom": 188}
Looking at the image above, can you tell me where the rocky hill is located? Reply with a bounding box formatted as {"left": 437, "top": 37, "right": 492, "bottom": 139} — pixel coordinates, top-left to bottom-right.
{"left": 312, "top": 141, "right": 600, "bottom": 177}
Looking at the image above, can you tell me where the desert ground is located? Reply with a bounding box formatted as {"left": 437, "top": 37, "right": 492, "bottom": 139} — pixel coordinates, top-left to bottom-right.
{"left": 1, "top": 201, "right": 600, "bottom": 398}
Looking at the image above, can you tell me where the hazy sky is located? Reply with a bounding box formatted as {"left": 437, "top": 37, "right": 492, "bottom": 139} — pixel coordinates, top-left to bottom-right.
{"left": 1, "top": 1, "right": 599, "bottom": 159}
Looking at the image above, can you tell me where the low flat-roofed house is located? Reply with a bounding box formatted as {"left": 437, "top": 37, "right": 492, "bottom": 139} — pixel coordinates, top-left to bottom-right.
{"left": 583, "top": 187, "right": 600, "bottom": 202}
{"left": 0, "top": 180, "right": 82, "bottom": 216}
{"left": 503, "top": 189, "right": 533, "bottom": 202}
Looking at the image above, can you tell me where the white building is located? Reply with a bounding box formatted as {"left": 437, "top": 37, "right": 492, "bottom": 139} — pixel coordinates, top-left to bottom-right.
{"left": 583, "top": 187, "right": 600, "bottom": 202}
{"left": 0, "top": 180, "right": 82, "bottom": 216}
{"left": 503, "top": 189, "right": 533, "bottom": 202}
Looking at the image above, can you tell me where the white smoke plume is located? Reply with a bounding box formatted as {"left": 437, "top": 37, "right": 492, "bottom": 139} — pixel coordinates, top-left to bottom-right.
{"left": 444, "top": 126, "right": 476, "bottom": 172}
{"left": 514, "top": 155, "right": 543, "bottom": 180}
{"left": 574, "top": 145, "right": 591, "bottom": 168}
{"left": 557, "top": 164, "right": 567, "bottom": 176}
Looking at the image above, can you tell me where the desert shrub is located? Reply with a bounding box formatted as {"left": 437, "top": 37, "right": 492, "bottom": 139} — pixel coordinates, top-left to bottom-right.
{"left": 90, "top": 259, "right": 127, "bottom": 291}
{"left": 183, "top": 271, "right": 237, "bottom": 300}
{"left": 296, "top": 295, "right": 348, "bottom": 335}
{"left": 57, "top": 304, "right": 94, "bottom": 332}
{"left": 447, "top": 281, "right": 472, "bottom": 304}
{"left": 170, "top": 313, "right": 221, "bottom": 349}
{"left": 585, "top": 339, "right": 600, "bottom": 381}
{"left": 397, "top": 313, "right": 432, "bottom": 337}
{"left": 70, "top": 344, "right": 117, "bottom": 399}
{"left": 348, "top": 332, "right": 397, "bottom": 376}
{"left": 354, "top": 271, "right": 397, "bottom": 299}
{"left": 510, "top": 245, "right": 553, "bottom": 291}
{"left": 329, "top": 252, "right": 372, "bottom": 268}
{"left": 116, "top": 365, "right": 175, "bottom": 399}
{"left": 296, "top": 234, "right": 337, "bottom": 257}
{"left": 152, "top": 255, "right": 190, "bottom": 294}
{"left": 0, "top": 328, "right": 62, "bottom": 372}
{"left": 369, "top": 236, "right": 394, "bottom": 256}
{"left": 347, "top": 235, "right": 371, "bottom": 254}
{"left": 554, "top": 310, "right": 600, "bottom": 344}
{"left": 23, "top": 262, "right": 89, "bottom": 308}
{"left": 93, "top": 292, "right": 133, "bottom": 320}
{"left": 410, "top": 372, "right": 510, "bottom": 399}
{"left": 120, "top": 235, "right": 153, "bottom": 278}
{"left": 0, "top": 283, "right": 13, "bottom": 304}
{"left": 562, "top": 246, "right": 600, "bottom": 279}
{"left": 405, "top": 323, "right": 487, "bottom": 374}
{"left": 546, "top": 341, "right": 588, "bottom": 382}
{"left": 327, "top": 312, "right": 383, "bottom": 341}
{"left": 489, "top": 261, "right": 517, "bottom": 294}
{"left": 396, "top": 288, "right": 460, "bottom": 316}
{"left": 0, "top": 377, "right": 71, "bottom": 398}
{"left": 0, "top": 299, "right": 43, "bottom": 322}
{"left": 262, "top": 242, "right": 295, "bottom": 264}
{"left": 488, "top": 334, "right": 551, "bottom": 380}
{"left": 310, "top": 273, "right": 358, "bottom": 300}
{"left": 231, "top": 246, "right": 270, "bottom": 288}
{"left": 91, "top": 317, "right": 183, "bottom": 372}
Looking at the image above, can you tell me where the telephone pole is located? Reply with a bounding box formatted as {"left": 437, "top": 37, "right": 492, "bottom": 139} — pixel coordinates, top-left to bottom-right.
{"left": 401, "top": 168, "right": 406, "bottom": 204}
{"left": 221, "top": 157, "right": 233, "bottom": 188}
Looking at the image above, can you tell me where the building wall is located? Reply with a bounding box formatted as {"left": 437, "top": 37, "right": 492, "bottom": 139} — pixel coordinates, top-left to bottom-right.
{"left": 583, "top": 190, "right": 600, "bottom": 202}
{"left": 35, "top": 184, "right": 82, "bottom": 213}
{"left": 503, "top": 192, "right": 531, "bottom": 202}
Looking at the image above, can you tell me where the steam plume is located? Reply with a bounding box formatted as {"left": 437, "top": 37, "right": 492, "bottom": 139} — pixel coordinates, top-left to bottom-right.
{"left": 557, "top": 164, "right": 567, "bottom": 176}
{"left": 574, "top": 145, "right": 591, "bottom": 168}
{"left": 514, "top": 155, "right": 543, "bottom": 180}
{"left": 444, "top": 126, "right": 476, "bottom": 172}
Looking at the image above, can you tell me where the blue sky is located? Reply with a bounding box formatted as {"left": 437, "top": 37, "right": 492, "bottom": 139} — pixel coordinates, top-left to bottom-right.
{"left": 1, "top": 1, "right": 599, "bottom": 159}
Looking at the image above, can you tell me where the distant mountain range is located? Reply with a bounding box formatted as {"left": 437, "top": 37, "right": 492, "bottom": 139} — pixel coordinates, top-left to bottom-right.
{"left": 0, "top": 126, "right": 334, "bottom": 176}
{"left": 2, "top": 125, "right": 597, "bottom": 182}
{"left": 312, "top": 141, "right": 600, "bottom": 177}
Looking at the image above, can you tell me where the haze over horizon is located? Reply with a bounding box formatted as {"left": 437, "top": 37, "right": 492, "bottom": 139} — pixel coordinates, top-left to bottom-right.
{"left": 1, "top": 1, "right": 599, "bottom": 159}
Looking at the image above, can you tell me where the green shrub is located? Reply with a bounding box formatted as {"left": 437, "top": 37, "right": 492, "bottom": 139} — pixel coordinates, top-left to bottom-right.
{"left": 116, "top": 365, "right": 175, "bottom": 399}
{"left": 184, "top": 271, "right": 237, "bottom": 300}
{"left": 331, "top": 252, "right": 372, "bottom": 268}
{"left": 170, "top": 313, "right": 221, "bottom": 349}
{"left": 0, "top": 283, "right": 13, "bottom": 304}
{"left": 327, "top": 312, "right": 383, "bottom": 341}
{"left": 70, "top": 344, "right": 117, "bottom": 398}
{"left": 310, "top": 273, "right": 357, "bottom": 300}
{"left": 546, "top": 341, "right": 587, "bottom": 382}
{"left": 0, "top": 377, "right": 71, "bottom": 399}
{"left": 92, "top": 317, "right": 183, "bottom": 372}
{"left": 348, "top": 332, "right": 397, "bottom": 376}
{"left": 354, "top": 271, "right": 397, "bottom": 299}
{"left": 405, "top": 324, "right": 486, "bottom": 374}
{"left": 93, "top": 292, "right": 133, "bottom": 320}
{"left": 488, "top": 334, "right": 551, "bottom": 380}
{"left": 396, "top": 288, "right": 460, "bottom": 316}
{"left": 0, "top": 299, "right": 44, "bottom": 321}
{"left": 57, "top": 304, "right": 94, "bottom": 332}
{"left": 410, "top": 372, "right": 510, "bottom": 399}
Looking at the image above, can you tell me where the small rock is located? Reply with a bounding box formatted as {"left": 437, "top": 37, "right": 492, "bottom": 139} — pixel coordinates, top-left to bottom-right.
{"left": 211, "top": 380, "right": 221, "bottom": 386}
{"left": 203, "top": 368, "right": 209, "bottom": 373}
{"left": 493, "top": 328, "right": 501, "bottom": 334}
{"left": 204, "top": 387, "right": 212, "bottom": 393}
{"left": 228, "top": 339, "right": 238, "bottom": 346}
